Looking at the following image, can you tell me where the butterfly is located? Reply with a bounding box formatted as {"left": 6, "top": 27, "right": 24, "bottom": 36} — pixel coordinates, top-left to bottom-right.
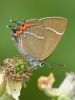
{"left": 8, "top": 17, "right": 68, "bottom": 67}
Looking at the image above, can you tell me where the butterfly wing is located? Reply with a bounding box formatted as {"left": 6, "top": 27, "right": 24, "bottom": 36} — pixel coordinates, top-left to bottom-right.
{"left": 19, "top": 26, "right": 65, "bottom": 60}
{"left": 26, "top": 17, "right": 68, "bottom": 34}
{"left": 39, "top": 17, "right": 68, "bottom": 33}
{"left": 19, "top": 26, "right": 46, "bottom": 60}
{"left": 13, "top": 17, "right": 68, "bottom": 60}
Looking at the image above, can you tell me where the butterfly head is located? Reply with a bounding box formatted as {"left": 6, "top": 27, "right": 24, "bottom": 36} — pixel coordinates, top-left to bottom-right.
{"left": 7, "top": 19, "right": 25, "bottom": 37}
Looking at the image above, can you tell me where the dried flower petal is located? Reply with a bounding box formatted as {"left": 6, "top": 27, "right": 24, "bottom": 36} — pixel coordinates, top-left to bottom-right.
{"left": 37, "top": 73, "right": 55, "bottom": 90}
{"left": 0, "top": 71, "right": 4, "bottom": 85}
{"left": 58, "top": 72, "right": 75, "bottom": 99}
{"left": 6, "top": 80, "right": 22, "bottom": 100}
{"left": 38, "top": 72, "right": 75, "bottom": 100}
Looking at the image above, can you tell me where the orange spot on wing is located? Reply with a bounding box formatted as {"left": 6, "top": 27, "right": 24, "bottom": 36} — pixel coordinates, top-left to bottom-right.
{"left": 16, "top": 24, "right": 34, "bottom": 36}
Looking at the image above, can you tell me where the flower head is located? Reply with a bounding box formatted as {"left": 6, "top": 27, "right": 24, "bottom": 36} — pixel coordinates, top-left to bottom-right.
{"left": 4, "top": 56, "right": 32, "bottom": 82}
{"left": 0, "top": 56, "right": 32, "bottom": 100}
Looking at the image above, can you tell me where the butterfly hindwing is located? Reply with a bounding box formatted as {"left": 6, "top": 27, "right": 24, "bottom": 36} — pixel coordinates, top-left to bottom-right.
{"left": 20, "top": 25, "right": 64, "bottom": 60}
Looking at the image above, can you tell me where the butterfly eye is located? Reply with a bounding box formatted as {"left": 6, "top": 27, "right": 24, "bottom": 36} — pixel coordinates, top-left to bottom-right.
{"left": 12, "top": 28, "right": 17, "bottom": 33}
{"left": 7, "top": 25, "right": 17, "bottom": 35}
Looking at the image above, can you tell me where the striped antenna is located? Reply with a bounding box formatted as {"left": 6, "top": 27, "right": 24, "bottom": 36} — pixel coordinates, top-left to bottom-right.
{"left": 9, "top": 19, "right": 21, "bottom": 25}
{"left": 6, "top": 25, "right": 14, "bottom": 28}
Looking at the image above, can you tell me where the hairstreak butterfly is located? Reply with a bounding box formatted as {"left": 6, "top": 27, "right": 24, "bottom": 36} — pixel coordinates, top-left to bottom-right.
{"left": 8, "top": 17, "right": 68, "bottom": 67}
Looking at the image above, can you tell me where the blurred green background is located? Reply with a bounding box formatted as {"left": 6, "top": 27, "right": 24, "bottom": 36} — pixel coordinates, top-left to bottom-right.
{"left": 0, "top": 0, "right": 75, "bottom": 100}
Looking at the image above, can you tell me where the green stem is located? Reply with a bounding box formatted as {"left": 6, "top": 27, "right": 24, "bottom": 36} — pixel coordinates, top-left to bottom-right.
{"left": 52, "top": 97, "right": 58, "bottom": 100}
{"left": 52, "top": 98, "right": 57, "bottom": 100}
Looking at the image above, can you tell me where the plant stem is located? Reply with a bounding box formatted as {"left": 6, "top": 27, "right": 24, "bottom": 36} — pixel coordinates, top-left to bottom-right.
{"left": 52, "top": 97, "right": 58, "bottom": 100}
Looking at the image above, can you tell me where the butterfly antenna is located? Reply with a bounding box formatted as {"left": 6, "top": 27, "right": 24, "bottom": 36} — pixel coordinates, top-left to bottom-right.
{"left": 52, "top": 63, "right": 66, "bottom": 67}
{"left": 6, "top": 25, "right": 14, "bottom": 29}
{"left": 9, "top": 19, "right": 21, "bottom": 25}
